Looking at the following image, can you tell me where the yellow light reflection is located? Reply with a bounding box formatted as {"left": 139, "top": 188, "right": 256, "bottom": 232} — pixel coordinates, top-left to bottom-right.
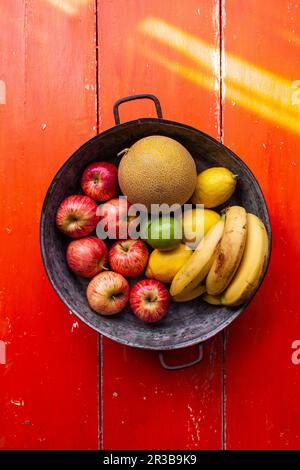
{"left": 139, "top": 17, "right": 300, "bottom": 135}
{"left": 141, "top": 44, "right": 215, "bottom": 92}
{"left": 45, "top": 0, "right": 88, "bottom": 15}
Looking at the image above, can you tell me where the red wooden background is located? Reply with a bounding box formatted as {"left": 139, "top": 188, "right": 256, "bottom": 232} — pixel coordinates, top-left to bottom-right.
{"left": 1, "top": 0, "right": 300, "bottom": 450}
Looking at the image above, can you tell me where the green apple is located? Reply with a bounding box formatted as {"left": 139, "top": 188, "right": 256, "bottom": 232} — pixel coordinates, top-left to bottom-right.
{"left": 146, "top": 216, "right": 182, "bottom": 251}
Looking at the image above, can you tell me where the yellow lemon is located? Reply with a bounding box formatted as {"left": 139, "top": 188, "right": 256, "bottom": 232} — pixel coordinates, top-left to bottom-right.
{"left": 182, "top": 208, "right": 220, "bottom": 248}
{"left": 145, "top": 244, "right": 192, "bottom": 283}
{"left": 191, "top": 167, "right": 237, "bottom": 208}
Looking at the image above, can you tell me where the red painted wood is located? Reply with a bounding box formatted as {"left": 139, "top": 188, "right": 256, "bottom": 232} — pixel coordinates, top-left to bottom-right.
{"left": 98, "top": 0, "right": 224, "bottom": 450}
{"left": 0, "top": 0, "right": 98, "bottom": 449}
{"left": 222, "top": 0, "right": 300, "bottom": 449}
{"left": 4, "top": 0, "right": 297, "bottom": 451}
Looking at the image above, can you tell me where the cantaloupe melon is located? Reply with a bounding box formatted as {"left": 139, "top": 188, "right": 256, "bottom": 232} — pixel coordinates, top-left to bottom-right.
{"left": 118, "top": 135, "right": 197, "bottom": 210}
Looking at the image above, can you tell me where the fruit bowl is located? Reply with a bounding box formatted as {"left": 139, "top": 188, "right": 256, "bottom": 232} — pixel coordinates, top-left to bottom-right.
{"left": 40, "top": 94, "right": 271, "bottom": 351}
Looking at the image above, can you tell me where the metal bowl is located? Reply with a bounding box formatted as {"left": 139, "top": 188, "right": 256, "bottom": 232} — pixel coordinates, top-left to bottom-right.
{"left": 40, "top": 94, "right": 271, "bottom": 351}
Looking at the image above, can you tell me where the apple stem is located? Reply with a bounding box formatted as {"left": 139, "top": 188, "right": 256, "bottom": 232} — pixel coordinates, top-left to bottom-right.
{"left": 100, "top": 265, "right": 109, "bottom": 271}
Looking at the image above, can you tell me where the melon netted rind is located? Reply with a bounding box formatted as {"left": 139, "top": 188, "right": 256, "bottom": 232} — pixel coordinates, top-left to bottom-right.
{"left": 118, "top": 135, "right": 197, "bottom": 210}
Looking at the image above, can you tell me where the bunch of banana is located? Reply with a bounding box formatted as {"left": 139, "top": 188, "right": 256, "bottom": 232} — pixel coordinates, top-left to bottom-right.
{"left": 203, "top": 210, "right": 269, "bottom": 306}
{"left": 170, "top": 205, "right": 269, "bottom": 307}
{"left": 172, "top": 284, "right": 206, "bottom": 302}
{"left": 206, "top": 206, "right": 247, "bottom": 295}
{"left": 220, "top": 212, "right": 269, "bottom": 306}
{"left": 170, "top": 220, "right": 225, "bottom": 299}
{"left": 202, "top": 293, "right": 222, "bottom": 305}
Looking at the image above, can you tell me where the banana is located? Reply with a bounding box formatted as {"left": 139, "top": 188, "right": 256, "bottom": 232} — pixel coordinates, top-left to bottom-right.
{"left": 172, "top": 284, "right": 206, "bottom": 302}
{"left": 206, "top": 206, "right": 247, "bottom": 295}
{"left": 170, "top": 220, "right": 224, "bottom": 296}
{"left": 202, "top": 293, "right": 222, "bottom": 305}
{"left": 221, "top": 213, "right": 269, "bottom": 306}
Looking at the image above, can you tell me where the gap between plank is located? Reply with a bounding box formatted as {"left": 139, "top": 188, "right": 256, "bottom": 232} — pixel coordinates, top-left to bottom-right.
{"left": 219, "top": 0, "right": 226, "bottom": 451}
{"left": 95, "top": 0, "right": 100, "bottom": 134}
{"left": 95, "top": 0, "right": 102, "bottom": 450}
{"left": 219, "top": 0, "right": 224, "bottom": 144}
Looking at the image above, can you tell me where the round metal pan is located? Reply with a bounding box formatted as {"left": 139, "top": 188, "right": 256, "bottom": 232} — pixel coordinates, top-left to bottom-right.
{"left": 40, "top": 94, "right": 272, "bottom": 355}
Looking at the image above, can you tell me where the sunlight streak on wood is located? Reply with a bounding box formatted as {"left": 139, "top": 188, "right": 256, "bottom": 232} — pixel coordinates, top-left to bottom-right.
{"left": 45, "top": 0, "right": 88, "bottom": 15}
{"left": 139, "top": 16, "right": 300, "bottom": 135}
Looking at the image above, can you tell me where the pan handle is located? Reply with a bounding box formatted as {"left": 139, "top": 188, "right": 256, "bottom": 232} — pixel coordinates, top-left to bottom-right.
{"left": 113, "top": 94, "right": 163, "bottom": 124}
{"left": 158, "top": 344, "right": 204, "bottom": 371}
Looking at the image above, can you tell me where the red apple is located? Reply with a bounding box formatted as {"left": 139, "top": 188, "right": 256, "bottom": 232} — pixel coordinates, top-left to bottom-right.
{"left": 109, "top": 239, "right": 149, "bottom": 278}
{"left": 81, "top": 162, "right": 119, "bottom": 202}
{"left": 97, "top": 197, "right": 131, "bottom": 240}
{"left": 130, "top": 279, "right": 170, "bottom": 323}
{"left": 56, "top": 195, "right": 100, "bottom": 238}
{"left": 66, "top": 236, "right": 108, "bottom": 278}
{"left": 87, "top": 271, "right": 129, "bottom": 315}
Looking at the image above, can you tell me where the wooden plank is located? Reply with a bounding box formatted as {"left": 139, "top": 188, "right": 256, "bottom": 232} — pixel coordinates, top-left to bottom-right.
{"left": 222, "top": 0, "right": 300, "bottom": 449}
{"left": 98, "top": 0, "right": 223, "bottom": 450}
{"left": 0, "top": 0, "right": 99, "bottom": 449}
